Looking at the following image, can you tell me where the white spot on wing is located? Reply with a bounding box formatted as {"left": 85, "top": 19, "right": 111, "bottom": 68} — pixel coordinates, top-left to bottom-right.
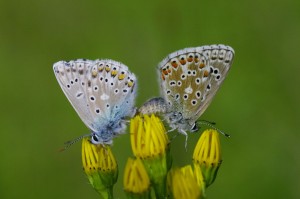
{"left": 100, "top": 93, "right": 110, "bottom": 100}
{"left": 184, "top": 86, "right": 193, "bottom": 94}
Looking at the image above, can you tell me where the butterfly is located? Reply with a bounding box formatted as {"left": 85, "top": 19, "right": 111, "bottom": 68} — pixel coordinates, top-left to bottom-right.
{"left": 53, "top": 59, "right": 137, "bottom": 145}
{"left": 139, "top": 44, "right": 234, "bottom": 139}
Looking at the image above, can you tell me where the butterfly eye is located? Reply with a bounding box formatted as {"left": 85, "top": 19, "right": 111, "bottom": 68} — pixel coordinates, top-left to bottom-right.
{"left": 191, "top": 123, "right": 198, "bottom": 132}
{"left": 91, "top": 133, "right": 101, "bottom": 144}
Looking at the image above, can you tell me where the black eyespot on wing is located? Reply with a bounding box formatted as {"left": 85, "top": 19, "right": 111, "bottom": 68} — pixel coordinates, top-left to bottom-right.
{"left": 183, "top": 94, "right": 188, "bottom": 100}
{"left": 76, "top": 92, "right": 83, "bottom": 98}
{"left": 206, "top": 84, "right": 211, "bottom": 90}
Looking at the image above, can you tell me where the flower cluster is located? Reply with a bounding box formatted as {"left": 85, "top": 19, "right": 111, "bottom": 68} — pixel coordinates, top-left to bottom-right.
{"left": 81, "top": 115, "right": 224, "bottom": 199}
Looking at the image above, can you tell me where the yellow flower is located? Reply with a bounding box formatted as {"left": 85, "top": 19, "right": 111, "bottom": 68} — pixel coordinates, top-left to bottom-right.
{"left": 130, "top": 114, "right": 170, "bottom": 198}
{"left": 82, "top": 138, "right": 118, "bottom": 199}
{"left": 193, "top": 163, "right": 206, "bottom": 196}
{"left": 193, "top": 129, "right": 222, "bottom": 187}
{"left": 130, "top": 114, "right": 169, "bottom": 158}
{"left": 168, "top": 165, "right": 201, "bottom": 199}
{"left": 123, "top": 157, "right": 150, "bottom": 198}
{"left": 98, "top": 144, "right": 118, "bottom": 187}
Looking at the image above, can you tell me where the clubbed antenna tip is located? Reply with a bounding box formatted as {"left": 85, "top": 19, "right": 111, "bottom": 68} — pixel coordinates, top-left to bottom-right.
{"left": 198, "top": 120, "right": 230, "bottom": 138}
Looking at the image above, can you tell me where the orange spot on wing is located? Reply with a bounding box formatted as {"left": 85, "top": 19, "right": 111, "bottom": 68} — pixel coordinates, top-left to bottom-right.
{"left": 171, "top": 61, "right": 178, "bottom": 68}
{"left": 203, "top": 70, "right": 209, "bottom": 77}
{"left": 111, "top": 70, "right": 117, "bottom": 77}
{"left": 180, "top": 59, "right": 186, "bottom": 65}
{"left": 187, "top": 57, "right": 193, "bottom": 62}
{"left": 98, "top": 66, "right": 104, "bottom": 72}
{"left": 162, "top": 69, "right": 168, "bottom": 75}
{"left": 199, "top": 63, "right": 205, "bottom": 69}
{"left": 118, "top": 74, "right": 125, "bottom": 80}
{"left": 92, "top": 71, "right": 97, "bottom": 77}
{"left": 127, "top": 81, "right": 134, "bottom": 87}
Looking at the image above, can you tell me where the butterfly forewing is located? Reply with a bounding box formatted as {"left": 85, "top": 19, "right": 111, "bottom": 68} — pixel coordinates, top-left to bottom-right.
{"left": 54, "top": 59, "right": 97, "bottom": 132}
{"left": 158, "top": 45, "right": 234, "bottom": 123}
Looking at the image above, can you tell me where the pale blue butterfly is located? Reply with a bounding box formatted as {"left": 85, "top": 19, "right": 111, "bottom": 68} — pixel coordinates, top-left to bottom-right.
{"left": 139, "top": 44, "right": 234, "bottom": 142}
{"left": 53, "top": 59, "right": 137, "bottom": 145}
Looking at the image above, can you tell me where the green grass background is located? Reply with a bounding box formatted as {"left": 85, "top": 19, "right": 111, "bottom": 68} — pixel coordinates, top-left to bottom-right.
{"left": 0, "top": 0, "right": 299, "bottom": 198}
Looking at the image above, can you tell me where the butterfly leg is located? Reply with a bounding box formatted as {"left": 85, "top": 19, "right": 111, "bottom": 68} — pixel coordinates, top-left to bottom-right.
{"left": 177, "top": 129, "right": 188, "bottom": 150}
{"left": 184, "top": 135, "right": 188, "bottom": 151}
{"left": 167, "top": 127, "right": 177, "bottom": 133}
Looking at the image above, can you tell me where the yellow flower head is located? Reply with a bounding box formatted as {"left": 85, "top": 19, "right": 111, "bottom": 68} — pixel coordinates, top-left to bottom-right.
{"left": 82, "top": 137, "right": 101, "bottom": 175}
{"left": 168, "top": 165, "right": 201, "bottom": 199}
{"left": 81, "top": 138, "right": 118, "bottom": 198}
{"left": 123, "top": 157, "right": 150, "bottom": 197}
{"left": 130, "top": 114, "right": 169, "bottom": 158}
{"left": 193, "top": 129, "right": 222, "bottom": 187}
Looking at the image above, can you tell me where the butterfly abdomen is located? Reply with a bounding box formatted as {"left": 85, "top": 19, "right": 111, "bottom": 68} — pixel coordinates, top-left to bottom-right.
{"left": 138, "top": 97, "right": 167, "bottom": 116}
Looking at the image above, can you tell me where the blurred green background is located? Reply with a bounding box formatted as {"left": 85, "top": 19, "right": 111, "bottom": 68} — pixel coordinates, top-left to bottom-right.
{"left": 1, "top": 0, "right": 299, "bottom": 198}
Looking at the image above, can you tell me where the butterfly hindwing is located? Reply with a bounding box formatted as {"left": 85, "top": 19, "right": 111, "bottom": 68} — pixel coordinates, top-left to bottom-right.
{"left": 158, "top": 45, "right": 234, "bottom": 125}
{"left": 53, "top": 59, "right": 137, "bottom": 139}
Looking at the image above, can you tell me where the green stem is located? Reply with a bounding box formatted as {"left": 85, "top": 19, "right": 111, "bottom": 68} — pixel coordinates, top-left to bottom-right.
{"left": 106, "top": 187, "right": 114, "bottom": 199}
{"left": 152, "top": 179, "right": 167, "bottom": 199}
{"left": 97, "top": 187, "right": 113, "bottom": 199}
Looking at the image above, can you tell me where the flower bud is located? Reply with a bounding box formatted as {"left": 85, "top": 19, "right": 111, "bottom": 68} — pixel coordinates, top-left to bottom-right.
{"left": 82, "top": 138, "right": 117, "bottom": 199}
{"left": 168, "top": 165, "right": 201, "bottom": 199}
{"left": 193, "top": 129, "right": 222, "bottom": 187}
{"left": 123, "top": 158, "right": 151, "bottom": 199}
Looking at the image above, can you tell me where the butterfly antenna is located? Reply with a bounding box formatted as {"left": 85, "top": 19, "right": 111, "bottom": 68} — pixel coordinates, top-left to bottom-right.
{"left": 199, "top": 119, "right": 216, "bottom": 125}
{"left": 198, "top": 120, "right": 230, "bottom": 138}
{"left": 59, "top": 134, "right": 90, "bottom": 152}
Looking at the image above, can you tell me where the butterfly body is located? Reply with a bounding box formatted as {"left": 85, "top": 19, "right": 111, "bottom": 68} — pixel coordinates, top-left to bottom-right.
{"left": 53, "top": 59, "right": 137, "bottom": 145}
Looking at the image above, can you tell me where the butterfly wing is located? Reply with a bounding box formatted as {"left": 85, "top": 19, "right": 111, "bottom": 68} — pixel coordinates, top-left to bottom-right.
{"left": 88, "top": 59, "right": 137, "bottom": 128}
{"left": 53, "top": 59, "right": 137, "bottom": 133}
{"left": 158, "top": 44, "right": 234, "bottom": 124}
{"left": 54, "top": 59, "right": 97, "bottom": 132}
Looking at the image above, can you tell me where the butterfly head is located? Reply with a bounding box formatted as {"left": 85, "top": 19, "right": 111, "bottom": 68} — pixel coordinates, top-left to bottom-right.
{"left": 165, "top": 111, "right": 198, "bottom": 134}
{"left": 91, "top": 132, "right": 112, "bottom": 145}
{"left": 90, "top": 119, "right": 127, "bottom": 145}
